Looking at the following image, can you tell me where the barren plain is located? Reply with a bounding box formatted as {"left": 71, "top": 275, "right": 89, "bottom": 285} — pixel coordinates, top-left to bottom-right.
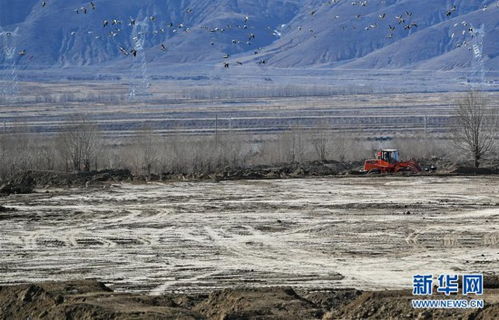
{"left": 0, "top": 176, "right": 498, "bottom": 295}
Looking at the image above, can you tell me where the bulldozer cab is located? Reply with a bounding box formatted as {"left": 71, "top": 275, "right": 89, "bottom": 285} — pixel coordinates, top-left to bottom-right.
{"left": 376, "top": 149, "right": 399, "bottom": 163}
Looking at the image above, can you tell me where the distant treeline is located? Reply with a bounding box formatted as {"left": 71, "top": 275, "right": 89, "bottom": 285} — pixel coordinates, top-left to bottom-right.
{"left": 0, "top": 114, "right": 454, "bottom": 181}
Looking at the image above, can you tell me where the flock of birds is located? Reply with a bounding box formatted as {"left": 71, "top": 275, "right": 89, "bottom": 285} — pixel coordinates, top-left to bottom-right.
{"left": 7, "top": 0, "right": 499, "bottom": 67}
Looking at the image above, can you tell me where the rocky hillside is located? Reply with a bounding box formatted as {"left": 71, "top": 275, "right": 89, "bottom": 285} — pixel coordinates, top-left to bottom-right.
{"left": 0, "top": 0, "right": 497, "bottom": 71}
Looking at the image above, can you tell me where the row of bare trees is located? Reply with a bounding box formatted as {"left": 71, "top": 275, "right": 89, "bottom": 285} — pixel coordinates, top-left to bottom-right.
{"left": 0, "top": 91, "right": 496, "bottom": 181}
{"left": 0, "top": 122, "right": 376, "bottom": 181}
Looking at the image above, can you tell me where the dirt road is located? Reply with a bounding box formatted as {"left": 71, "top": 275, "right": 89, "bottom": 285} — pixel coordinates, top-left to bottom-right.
{"left": 0, "top": 176, "right": 498, "bottom": 294}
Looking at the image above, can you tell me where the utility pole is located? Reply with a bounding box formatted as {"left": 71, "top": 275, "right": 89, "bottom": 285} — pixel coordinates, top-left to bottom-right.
{"left": 215, "top": 113, "right": 219, "bottom": 148}
{"left": 468, "top": 24, "right": 485, "bottom": 89}
{"left": 128, "top": 18, "right": 151, "bottom": 100}
{"left": 424, "top": 114, "right": 428, "bottom": 136}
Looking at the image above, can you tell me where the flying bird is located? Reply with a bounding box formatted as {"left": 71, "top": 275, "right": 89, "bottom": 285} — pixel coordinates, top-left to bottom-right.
{"left": 446, "top": 5, "right": 457, "bottom": 16}
{"left": 119, "top": 47, "right": 129, "bottom": 56}
{"left": 404, "top": 23, "right": 417, "bottom": 30}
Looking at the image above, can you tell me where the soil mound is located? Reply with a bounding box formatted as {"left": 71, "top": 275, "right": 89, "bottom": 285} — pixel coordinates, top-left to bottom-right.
{"left": 1, "top": 281, "right": 498, "bottom": 320}
{"left": 194, "top": 287, "right": 324, "bottom": 319}
{"left": 162, "top": 160, "right": 357, "bottom": 182}
{"left": 450, "top": 167, "right": 499, "bottom": 175}
{"left": 3, "top": 158, "right": 499, "bottom": 193}
{"left": 28, "top": 169, "right": 133, "bottom": 187}
{"left": 328, "top": 289, "right": 499, "bottom": 320}
{"left": 0, "top": 169, "right": 133, "bottom": 195}
{"left": 0, "top": 172, "right": 35, "bottom": 195}
{"left": 0, "top": 281, "right": 202, "bottom": 320}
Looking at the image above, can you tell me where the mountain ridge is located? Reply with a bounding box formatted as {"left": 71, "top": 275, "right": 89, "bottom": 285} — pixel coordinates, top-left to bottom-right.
{"left": 0, "top": 0, "right": 497, "bottom": 72}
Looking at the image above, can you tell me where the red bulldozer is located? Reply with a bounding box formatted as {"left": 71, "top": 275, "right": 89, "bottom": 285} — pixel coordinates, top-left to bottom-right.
{"left": 363, "top": 149, "right": 421, "bottom": 174}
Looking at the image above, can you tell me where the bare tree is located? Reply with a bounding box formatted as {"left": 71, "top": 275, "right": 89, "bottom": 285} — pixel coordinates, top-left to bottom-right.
{"left": 169, "top": 131, "right": 190, "bottom": 174}
{"left": 57, "top": 114, "right": 101, "bottom": 172}
{"left": 131, "top": 124, "right": 160, "bottom": 177}
{"left": 330, "top": 131, "right": 348, "bottom": 162}
{"left": 453, "top": 91, "right": 497, "bottom": 168}
{"left": 278, "top": 126, "right": 304, "bottom": 163}
{"left": 312, "top": 123, "right": 329, "bottom": 161}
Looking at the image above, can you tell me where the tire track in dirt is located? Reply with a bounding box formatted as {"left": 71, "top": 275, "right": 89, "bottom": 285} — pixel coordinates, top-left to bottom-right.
{"left": 0, "top": 177, "right": 498, "bottom": 293}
